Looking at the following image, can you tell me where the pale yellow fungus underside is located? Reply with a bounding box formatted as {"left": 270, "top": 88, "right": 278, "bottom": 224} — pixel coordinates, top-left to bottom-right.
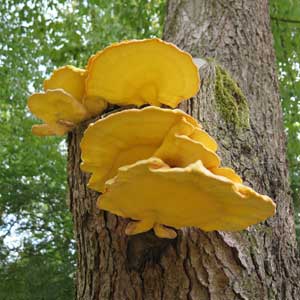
{"left": 28, "top": 89, "right": 88, "bottom": 136}
{"left": 80, "top": 106, "right": 219, "bottom": 192}
{"left": 98, "top": 158, "right": 276, "bottom": 238}
{"left": 210, "top": 167, "right": 243, "bottom": 184}
{"left": 31, "top": 124, "right": 59, "bottom": 136}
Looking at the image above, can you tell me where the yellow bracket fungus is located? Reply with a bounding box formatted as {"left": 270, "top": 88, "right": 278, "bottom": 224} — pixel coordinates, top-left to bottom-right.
{"left": 82, "top": 95, "right": 108, "bottom": 118}
{"left": 80, "top": 106, "right": 217, "bottom": 192}
{"left": 210, "top": 167, "right": 243, "bottom": 184}
{"left": 27, "top": 38, "right": 275, "bottom": 240}
{"left": 85, "top": 38, "right": 200, "bottom": 107}
{"left": 154, "top": 129, "right": 220, "bottom": 168}
{"left": 80, "top": 105, "right": 275, "bottom": 239}
{"left": 28, "top": 89, "right": 88, "bottom": 136}
{"left": 44, "top": 65, "right": 87, "bottom": 101}
{"left": 31, "top": 124, "right": 56, "bottom": 136}
{"left": 189, "top": 128, "right": 218, "bottom": 152}
{"left": 28, "top": 38, "right": 199, "bottom": 137}
{"left": 28, "top": 65, "right": 107, "bottom": 136}
{"left": 98, "top": 158, "right": 276, "bottom": 238}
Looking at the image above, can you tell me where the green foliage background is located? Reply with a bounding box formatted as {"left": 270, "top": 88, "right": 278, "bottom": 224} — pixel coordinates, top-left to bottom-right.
{"left": 270, "top": 0, "right": 300, "bottom": 238}
{"left": 0, "top": 1, "right": 165, "bottom": 299}
{"left": 0, "top": 0, "right": 299, "bottom": 299}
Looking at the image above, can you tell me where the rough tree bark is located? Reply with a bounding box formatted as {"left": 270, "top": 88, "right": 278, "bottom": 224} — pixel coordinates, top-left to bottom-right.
{"left": 68, "top": 0, "right": 300, "bottom": 299}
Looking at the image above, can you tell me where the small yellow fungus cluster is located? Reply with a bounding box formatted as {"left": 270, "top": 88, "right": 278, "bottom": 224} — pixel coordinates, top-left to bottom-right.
{"left": 28, "top": 38, "right": 198, "bottom": 136}
{"left": 28, "top": 65, "right": 107, "bottom": 136}
{"left": 28, "top": 38, "right": 276, "bottom": 238}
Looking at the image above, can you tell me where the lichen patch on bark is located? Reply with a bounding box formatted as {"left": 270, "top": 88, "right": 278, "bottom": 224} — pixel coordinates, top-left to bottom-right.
{"left": 215, "top": 65, "right": 250, "bottom": 129}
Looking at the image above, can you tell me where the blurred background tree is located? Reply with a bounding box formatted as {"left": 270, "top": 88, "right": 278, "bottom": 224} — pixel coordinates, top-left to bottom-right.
{"left": 0, "top": 0, "right": 298, "bottom": 299}
{"left": 270, "top": 0, "right": 300, "bottom": 238}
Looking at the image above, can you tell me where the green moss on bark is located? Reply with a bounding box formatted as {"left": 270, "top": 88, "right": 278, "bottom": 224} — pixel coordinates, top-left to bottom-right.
{"left": 215, "top": 65, "right": 250, "bottom": 128}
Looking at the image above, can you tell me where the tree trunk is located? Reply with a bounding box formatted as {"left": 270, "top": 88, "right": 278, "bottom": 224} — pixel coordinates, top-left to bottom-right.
{"left": 68, "top": 0, "right": 300, "bottom": 299}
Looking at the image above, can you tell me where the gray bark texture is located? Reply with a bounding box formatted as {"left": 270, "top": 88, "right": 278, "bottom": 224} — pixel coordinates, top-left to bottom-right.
{"left": 68, "top": 0, "right": 300, "bottom": 299}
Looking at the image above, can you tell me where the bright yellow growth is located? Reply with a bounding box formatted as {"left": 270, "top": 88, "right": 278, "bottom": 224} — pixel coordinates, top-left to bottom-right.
{"left": 80, "top": 106, "right": 276, "bottom": 238}
{"left": 28, "top": 65, "right": 107, "bottom": 136}
{"left": 81, "top": 106, "right": 276, "bottom": 238}
{"left": 28, "top": 39, "right": 199, "bottom": 137}
{"left": 85, "top": 38, "right": 200, "bottom": 107}
{"left": 210, "top": 167, "right": 243, "bottom": 183}
{"left": 31, "top": 124, "right": 56, "bottom": 136}
{"left": 26, "top": 38, "right": 276, "bottom": 239}
{"left": 154, "top": 133, "right": 220, "bottom": 168}
{"left": 43, "top": 66, "right": 87, "bottom": 102}
{"left": 189, "top": 128, "right": 218, "bottom": 152}
{"left": 80, "top": 106, "right": 218, "bottom": 192}
{"left": 28, "top": 89, "right": 88, "bottom": 136}
{"left": 99, "top": 158, "right": 276, "bottom": 238}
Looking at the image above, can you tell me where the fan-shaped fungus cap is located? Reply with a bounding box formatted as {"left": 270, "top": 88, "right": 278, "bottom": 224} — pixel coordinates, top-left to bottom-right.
{"left": 28, "top": 90, "right": 88, "bottom": 135}
{"left": 210, "top": 167, "right": 243, "bottom": 184}
{"left": 154, "top": 119, "right": 220, "bottom": 168}
{"left": 43, "top": 65, "right": 107, "bottom": 116}
{"left": 31, "top": 124, "right": 57, "bottom": 136}
{"left": 82, "top": 95, "right": 108, "bottom": 117}
{"left": 189, "top": 128, "right": 218, "bottom": 152}
{"left": 98, "top": 158, "right": 276, "bottom": 238}
{"left": 80, "top": 106, "right": 201, "bottom": 192}
{"left": 85, "top": 38, "right": 200, "bottom": 107}
{"left": 44, "top": 65, "right": 87, "bottom": 102}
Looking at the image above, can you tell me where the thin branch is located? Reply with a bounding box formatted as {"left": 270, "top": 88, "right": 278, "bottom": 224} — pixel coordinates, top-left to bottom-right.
{"left": 271, "top": 16, "right": 300, "bottom": 24}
